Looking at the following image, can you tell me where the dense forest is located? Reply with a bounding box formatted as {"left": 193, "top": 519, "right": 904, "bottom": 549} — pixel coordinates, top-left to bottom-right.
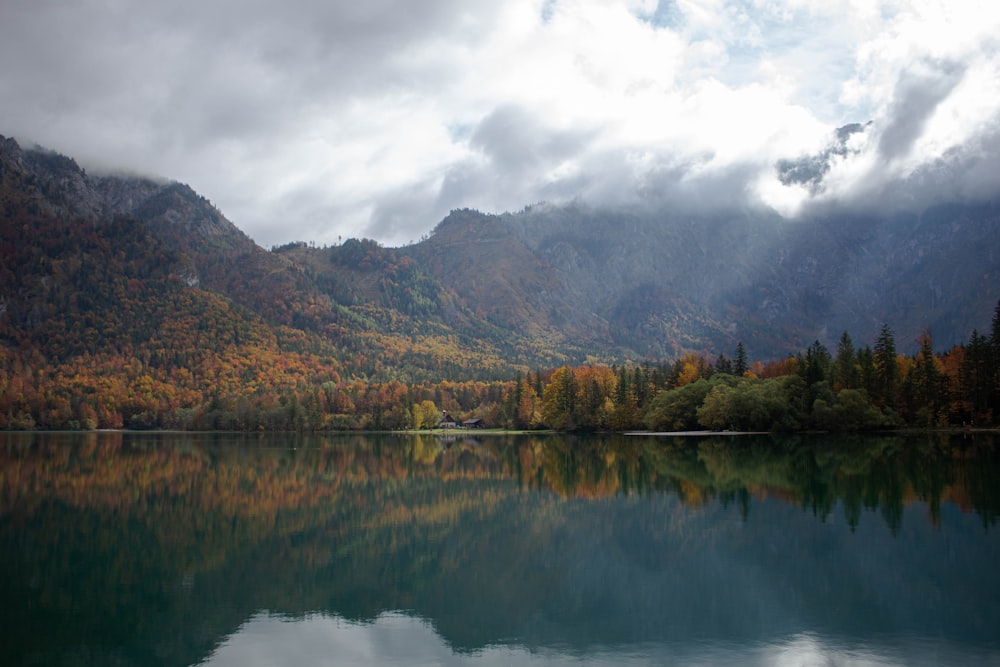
{"left": 2, "top": 300, "right": 998, "bottom": 432}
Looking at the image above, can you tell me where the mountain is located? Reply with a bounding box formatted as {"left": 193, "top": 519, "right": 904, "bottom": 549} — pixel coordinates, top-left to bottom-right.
{"left": 0, "top": 136, "right": 542, "bottom": 369}
{"left": 0, "top": 135, "right": 566, "bottom": 429}
{"left": 1, "top": 133, "right": 998, "bottom": 429}
{"left": 398, "top": 198, "right": 999, "bottom": 359}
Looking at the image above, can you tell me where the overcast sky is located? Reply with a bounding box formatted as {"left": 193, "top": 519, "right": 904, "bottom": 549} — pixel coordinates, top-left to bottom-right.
{"left": 3, "top": 0, "right": 999, "bottom": 247}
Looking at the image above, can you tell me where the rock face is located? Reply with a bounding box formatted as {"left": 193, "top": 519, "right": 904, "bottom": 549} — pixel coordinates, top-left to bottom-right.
{"left": 0, "top": 136, "right": 255, "bottom": 257}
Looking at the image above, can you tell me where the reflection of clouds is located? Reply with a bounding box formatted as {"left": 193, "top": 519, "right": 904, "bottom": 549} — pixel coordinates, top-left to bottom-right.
{"left": 200, "top": 613, "right": 996, "bottom": 666}
{"left": 202, "top": 612, "right": 452, "bottom": 667}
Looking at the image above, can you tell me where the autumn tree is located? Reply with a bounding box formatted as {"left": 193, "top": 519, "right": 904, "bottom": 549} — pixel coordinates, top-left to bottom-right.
{"left": 541, "top": 366, "right": 577, "bottom": 430}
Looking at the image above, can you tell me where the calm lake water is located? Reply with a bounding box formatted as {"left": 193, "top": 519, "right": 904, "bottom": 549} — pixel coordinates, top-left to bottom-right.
{"left": 2, "top": 431, "right": 999, "bottom": 666}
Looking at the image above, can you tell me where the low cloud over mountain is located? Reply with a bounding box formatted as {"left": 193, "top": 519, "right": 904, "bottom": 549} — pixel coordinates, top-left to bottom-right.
{"left": 2, "top": 1, "right": 999, "bottom": 247}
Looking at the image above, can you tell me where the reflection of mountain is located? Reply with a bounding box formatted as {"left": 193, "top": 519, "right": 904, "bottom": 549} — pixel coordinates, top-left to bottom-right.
{"left": 1, "top": 433, "right": 999, "bottom": 665}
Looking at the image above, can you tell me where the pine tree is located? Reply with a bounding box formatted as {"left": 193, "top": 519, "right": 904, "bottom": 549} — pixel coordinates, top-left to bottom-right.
{"left": 873, "top": 324, "right": 898, "bottom": 408}
{"left": 715, "top": 354, "right": 733, "bottom": 375}
{"left": 908, "top": 332, "right": 944, "bottom": 426}
{"left": 834, "top": 332, "right": 857, "bottom": 391}
{"left": 961, "top": 330, "right": 992, "bottom": 422}
{"left": 615, "top": 366, "right": 631, "bottom": 406}
{"left": 734, "top": 342, "right": 748, "bottom": 376}
{"left": 801, "top": 340, "right": 831, "bottom": 386}
{"left": 989, "top": 300, "right": 1000, "bottom": 418}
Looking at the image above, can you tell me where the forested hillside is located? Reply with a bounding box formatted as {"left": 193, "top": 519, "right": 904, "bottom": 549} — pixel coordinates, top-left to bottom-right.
{"left": 1, "top": 135, "right": 999, "bottom": 431}
{"left": 402, "top": 202, "right": 1000, "bottom": 359}
{"left": 0, "top": 137, "right": 539, "bottom": 430}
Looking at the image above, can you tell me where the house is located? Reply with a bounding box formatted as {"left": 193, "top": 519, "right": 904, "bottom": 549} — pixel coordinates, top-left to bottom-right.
{"left": 438, "top": 411, "right": 458, "bottom": 429}
{"left": 462, "top": 418, "right": 485, "bottom": 429}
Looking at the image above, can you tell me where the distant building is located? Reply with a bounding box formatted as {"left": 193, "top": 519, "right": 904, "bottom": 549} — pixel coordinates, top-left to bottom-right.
{"left": 438, "top": 411, "right": 458, "bottom": 429}
{"left": 462, "top": 418, "right": 485, "bottom": 429}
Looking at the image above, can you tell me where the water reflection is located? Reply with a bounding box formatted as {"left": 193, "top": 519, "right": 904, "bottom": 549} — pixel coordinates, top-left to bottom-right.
{"left": 202, "top": 612, "right": 1000, "bottom": 667}
{"left": 1, "top": 432, "right": 999, "bottom": 666}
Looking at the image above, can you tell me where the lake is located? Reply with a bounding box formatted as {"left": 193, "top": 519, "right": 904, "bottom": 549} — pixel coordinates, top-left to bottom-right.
{"left": 1, "top": 431, "right": 999, "bottom": 666}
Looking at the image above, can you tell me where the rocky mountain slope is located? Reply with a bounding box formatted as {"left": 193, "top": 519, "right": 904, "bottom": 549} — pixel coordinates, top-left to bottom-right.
{"left": 3, "top": 133, "right": 998, "bottom": 374}
{"left": 402, "top": 198, "right": 998, "bottom": 359}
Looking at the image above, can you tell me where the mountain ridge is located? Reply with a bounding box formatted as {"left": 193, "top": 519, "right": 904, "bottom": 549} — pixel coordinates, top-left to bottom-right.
{"left": 3, "top": 133, "right": 998, "bottom": 368}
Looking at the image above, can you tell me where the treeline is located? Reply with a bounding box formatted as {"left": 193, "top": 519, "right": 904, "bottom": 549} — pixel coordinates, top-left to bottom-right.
{"left": 2, "top": 301, "right": 999, "bottom": 432}
{"left": 6, "top": 432, "right": 1000, "bottom": 538}
{"left": 525, "top": 308, "right": 1000, "bottom": 433}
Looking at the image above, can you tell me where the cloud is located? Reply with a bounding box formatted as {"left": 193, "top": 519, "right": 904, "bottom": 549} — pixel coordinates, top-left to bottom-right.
{"left": 2, "top": 0, "right": 999, "bottom": 247}
{"left": 877, "top": 59, "right": 967, "bottom": 163}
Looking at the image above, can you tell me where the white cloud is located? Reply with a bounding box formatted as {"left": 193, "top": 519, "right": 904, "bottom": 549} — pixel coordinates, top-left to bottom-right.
{"left": 1, "top": 0, "right": 999, "bottom": 246}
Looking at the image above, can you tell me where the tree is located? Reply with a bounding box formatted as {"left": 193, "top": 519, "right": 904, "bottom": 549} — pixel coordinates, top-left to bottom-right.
{"left": 644, "top": 374, "right": 738, "bottom": 431}
{"left": 873, "top": 324, "right": 898, "bottom": 409}
{"left": 801, "top": 340, "right": 831, "bottom": 386}
{"left": 715, "top": 354, "right": 733, "bottom": 375}
{"left": 541, "top": 366, "right": 577, "bottom": 430}
{"left": 697, "top": 383, "right": 733, "bottom": 430}
{"left": 675, "top": 353, "right": 708, "bottom": 387}
{"left": 989, "top": 300, "right": 1000, "bottom": 417}
{"left": 905, "top": 333, "right": 946, "bottom": 426}
{"left": 413, "top": 399, "right": 439, "bottom": 429}
{"left": 834, "top": 331, "right": 857, "bottom": 391}
{"left": 960, "top": 330, "right": 993, "bottom": 423}
{"left": 734, "top": 342, "right": 748, "bottom": 376}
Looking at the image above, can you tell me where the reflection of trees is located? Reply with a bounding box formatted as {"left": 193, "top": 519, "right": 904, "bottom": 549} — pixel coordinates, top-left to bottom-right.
{"left": 2, "top": 431, "right": 1000, "bottom": 664}
{"left": 529, "top": 433, "right": 1000, "bottom": 531}
{"left": 3, "top": 432, "right": 998, "bottom": 541}
{"left": 0, "top": 431, "right": 540, "bottom": 665}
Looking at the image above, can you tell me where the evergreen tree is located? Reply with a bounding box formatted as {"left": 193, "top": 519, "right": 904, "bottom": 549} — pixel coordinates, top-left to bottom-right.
{"left": 715, "top": 354, "right": 733, "bottom": 375}
{"left": 801, "top": 340, "right": 831, "bottom": 386}
{"left": 734, "top": 342, "right": 748, "bottom": 376}
{"left": 834, "top": 331, "right": 857, "bottom": 391}
{"left": 858, "top": 345, "right": 877, "bottom": 399}
{"left": 906, "top": 333, "right": 944, "bottom": 426}
{"left": 989, "top": 300, "right": 1000, "bottom": 417}
{"left": 991, "top": 299, "right": 1000, "bottom": 349}
{"left": 873, "top": 324, "right": 898, "bottom": 408}
{"left": 616, "top": 366, "right": 631, "bottom": 406}
{"left": 961, "top": 330, "right": 993, "bottom": 422}
{"left": 633, "top": 365, "right": 650, "bottom": 408}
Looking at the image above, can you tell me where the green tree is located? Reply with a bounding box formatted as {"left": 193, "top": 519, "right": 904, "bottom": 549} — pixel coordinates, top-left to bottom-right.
{"left": 873, "top": 324, "right": 898, "bottom": 409}
{"left": 812, "top": 388, "right": 887, "bottom": 431}
{"left": 905, "top": 333, "right": 945, "bottom": 426}
{"left": 644, "top": 375, "right": 738, "bottom": 431}
{"left": 858, "top": 345, "right": 876, "bottom": 398}
{"left": 734, "top": 341, "right": 748, "bottom": 377}
{"left": 989, "top": 300, "right": 1000, "bottom": 418}
{"left": 715, "top": 354, "right": 733, "bottom": 375}
{"left": 834, "top": 331, "right": 858, "bottom": 391}
{"left": 697, "top": 383, "right": 734, "bottom": 430}
{"left": 801, "top": 340, "right": 831, "bottom": 386}
{"left": 961, "top": 330, "right": 993, "bottom": 423}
